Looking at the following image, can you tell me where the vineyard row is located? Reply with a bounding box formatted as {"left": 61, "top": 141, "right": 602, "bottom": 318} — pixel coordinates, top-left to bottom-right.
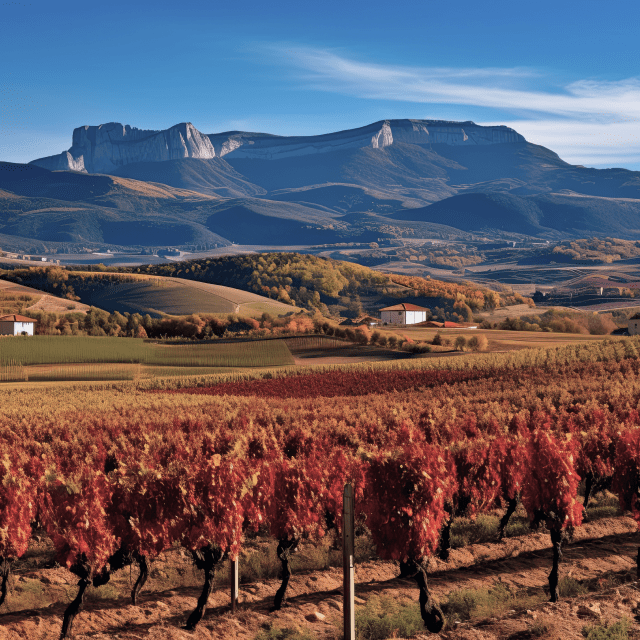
{"left": 2, "top": 341, "right": 640, "bottom": 636}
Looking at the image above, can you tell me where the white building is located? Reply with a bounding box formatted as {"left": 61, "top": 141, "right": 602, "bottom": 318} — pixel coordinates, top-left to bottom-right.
{"left": 380, "top": 303, "right": 430, "bottom": 325}
{"left": 628, "top": 314, "right": 640, "bottom": 336}
{"left": 0, "top": 314, "right": 37, "bottom": 336}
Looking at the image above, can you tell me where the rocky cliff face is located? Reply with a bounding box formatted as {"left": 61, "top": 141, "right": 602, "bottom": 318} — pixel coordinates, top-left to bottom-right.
{"left": 206, "top": 120, "right": 525, "bottom": 160}
{"left": 32, "top": 122, "right": 216, "bottom": 174}
{"left": 30, "top": 119, "right": 526, "bottom": 173}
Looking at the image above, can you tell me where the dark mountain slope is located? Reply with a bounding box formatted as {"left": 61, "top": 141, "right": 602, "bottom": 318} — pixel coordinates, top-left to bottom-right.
{"left": 394, "top": 193, "right": 547, "bottom": 236}
{"left": 393, "top": 192, "right": 640, "bottom": 238}
{"left": 205, "top": 206, "right": 342, "bottom": 245}
{"left": 0, "top": 163, "right": 230, "bottom": 248}
{"left": 440, "top": 142, "right": 640, "bottom": 198}
{"left": 111, "top": 157, "right": 266, "bottom": 198}
{"left": 267, "top": 184, "right": 410, "bottom": 213}
{"left": 226, "top": 143, "right": 461, "bottom": 203}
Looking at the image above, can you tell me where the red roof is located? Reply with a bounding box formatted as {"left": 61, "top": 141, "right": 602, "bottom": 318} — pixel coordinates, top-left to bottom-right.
{"left": 0, "top": 314, "right": 37, "bottom": 323}
{"left": 380, "top": 303, "right": 430, "bottom": 312}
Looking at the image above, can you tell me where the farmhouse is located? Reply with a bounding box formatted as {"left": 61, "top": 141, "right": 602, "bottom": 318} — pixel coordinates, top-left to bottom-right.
{"left": 628, "top": 313, "right": 640, "bottom": 336}
{"left": 0, "top": 314, "right": 37, "bottom": 336}
{"left": 380, "top": 303, "right": 430, "bottom": 325}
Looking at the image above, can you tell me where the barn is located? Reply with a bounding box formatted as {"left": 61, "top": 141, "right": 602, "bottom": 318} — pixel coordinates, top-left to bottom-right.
{"left": 0, "top": 314, "right": 37, "bottom": 336}
{"left": 380, "top": 303, "right": 430, "bottom": 325}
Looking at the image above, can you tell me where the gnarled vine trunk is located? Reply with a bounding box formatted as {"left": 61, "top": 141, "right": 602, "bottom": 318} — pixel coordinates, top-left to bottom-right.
{"left": 582, "top": 472, "right": 594, "bottom": 517}
{"left": 439, "top": 497, "right": 470, "bottom": 561}
{"left": 272, "top": 538, "right": 299, "bottom": 611}
{"left": 131, "top": 552, "right": 149, "bottom": 605}
{"left": 91, "top": 544, "right": 136, "bottom": 589}
{"left": 60, "top": 559, "right": 92, "bottom": 639}
{"left": 548, "top": 528, "right": 563, "bottom": 602}
{"left": 0, "top": 557, "right": 11, "bottom": 608}
{"left": 399, "top": 558, "right": 444, "bottom": 633}
{"left": 185, "top": 545, "right": 225, "bottom": 630}
{"left": 498, "top": 496, "right": 518, "bottom": 541}
{"left": 438, "top": 518, "right": 452, "bottom": 561}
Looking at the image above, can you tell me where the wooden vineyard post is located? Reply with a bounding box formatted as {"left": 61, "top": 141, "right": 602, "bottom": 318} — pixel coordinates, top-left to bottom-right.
{"left": 343, "top": 483, "right": 355, "bottom": 640}
{"left": 230, "top": 558, "right": 239, "bottom": 612}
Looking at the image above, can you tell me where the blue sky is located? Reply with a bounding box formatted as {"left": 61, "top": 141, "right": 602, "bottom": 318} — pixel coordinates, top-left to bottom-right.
{"left": 2, "top": 0, "right": 640, "bottom": 168}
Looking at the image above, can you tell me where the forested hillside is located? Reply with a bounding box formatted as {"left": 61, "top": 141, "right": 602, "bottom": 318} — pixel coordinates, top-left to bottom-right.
{"left": 1, "top": 253, "right": 531, "bottom": 320}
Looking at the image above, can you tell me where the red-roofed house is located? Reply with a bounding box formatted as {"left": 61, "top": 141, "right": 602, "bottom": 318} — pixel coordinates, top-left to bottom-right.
{"left": 0, "top": 314, "right": 37, "bottom": 336}
{"left": 380, "top": 303, "right": 430, "bottom": 325}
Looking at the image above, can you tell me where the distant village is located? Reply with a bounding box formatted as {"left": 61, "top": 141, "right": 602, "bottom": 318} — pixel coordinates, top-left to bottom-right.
{"left": 0, "top": 248, "right": 60, "bottom": 264}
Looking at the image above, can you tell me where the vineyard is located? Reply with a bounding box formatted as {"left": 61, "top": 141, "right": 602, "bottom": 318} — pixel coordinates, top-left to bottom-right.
{"left": 2, "top": 339, "right": 640, "bottom": 637}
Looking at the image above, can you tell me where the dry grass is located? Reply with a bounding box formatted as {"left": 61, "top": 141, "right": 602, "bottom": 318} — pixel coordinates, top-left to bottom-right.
{"left": 444, "top": 583, "right": 544, "bottom": 624}
{"left": 352, "top": 595, "right": 424, "bottom": 640}
{"left": 378, "top": 324, "right": 621, "bottom": 353}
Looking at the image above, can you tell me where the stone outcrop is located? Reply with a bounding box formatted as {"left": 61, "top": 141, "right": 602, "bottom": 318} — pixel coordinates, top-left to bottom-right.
{"left": 206, "top": 120, "right": 524, "bottom": 160}
{"left": 32, "top": 122, "right": 216, "bottom": 174}
{"left": 31, "top": 119, "right": 526, "bottom": 173}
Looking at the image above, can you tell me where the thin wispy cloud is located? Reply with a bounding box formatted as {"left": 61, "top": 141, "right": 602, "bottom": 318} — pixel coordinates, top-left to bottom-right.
{"left": 270, "top": 46, "right": 640, "bottom": 167}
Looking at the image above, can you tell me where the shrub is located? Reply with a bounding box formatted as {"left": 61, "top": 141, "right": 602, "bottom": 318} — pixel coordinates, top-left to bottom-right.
{"left": 355, "top": 326, "right": 372, "bottom": 344}
{"left": 582, "top": 618, "right": 630, "bottom": 640}
{"left": 444, "top": 583, "right": 518, "bottom": 623}
{"left": 454, "top": 336, "right": 467, "bottom": 351}
{"left": 254, "top": 624, "right": 316, "bottom": 640}
{"left": 450, "top": 515, "right": 499, "bottom": 547}
{"left": 529, "top": 619, "right": 551, "bottom": 637}
{"left": 468, "top": 334, "right": 489, "bottom": 351}
{"left": 353, "top": 595, "right": 423, "bottom": 640}
{"left": 558, "top": 576, "right": 588, "bottom": 597}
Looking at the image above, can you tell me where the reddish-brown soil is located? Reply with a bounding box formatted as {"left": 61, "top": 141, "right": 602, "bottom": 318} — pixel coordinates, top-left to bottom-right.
{"left": 1, "top": 517, "right": 639, "bottom": 640}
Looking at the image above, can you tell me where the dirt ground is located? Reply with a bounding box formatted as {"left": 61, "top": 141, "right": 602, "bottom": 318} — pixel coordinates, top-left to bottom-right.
{"left": 1, "top": 517, "right": 639, "bottom": 640}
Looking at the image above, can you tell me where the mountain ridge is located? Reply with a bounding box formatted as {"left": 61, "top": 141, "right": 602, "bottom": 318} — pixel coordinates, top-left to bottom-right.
{"left": 1, "top": 119, "right": 640, "bottom": 249}
{"left": 30, "top": 119, "right": 527, "bottom": 174}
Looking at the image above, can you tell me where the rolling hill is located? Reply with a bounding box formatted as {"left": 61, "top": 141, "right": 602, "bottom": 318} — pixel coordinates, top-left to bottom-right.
{"left": 0, "top": 268, "right": 296, "bottom": 318}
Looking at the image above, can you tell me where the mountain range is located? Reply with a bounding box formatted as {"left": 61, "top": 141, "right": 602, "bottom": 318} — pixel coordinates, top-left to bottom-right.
{"left": 1, "top": 118, "right": 640, "bottom": 252}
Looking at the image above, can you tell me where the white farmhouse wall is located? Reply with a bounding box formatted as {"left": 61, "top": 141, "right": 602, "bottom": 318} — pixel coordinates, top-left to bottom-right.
{"left": 405, "top": 310, "right": 427, "bottom": 325}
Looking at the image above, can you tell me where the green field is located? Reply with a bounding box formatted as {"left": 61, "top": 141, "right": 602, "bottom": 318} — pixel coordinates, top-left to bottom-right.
{"left": 0, "top": 336, "right": 295, "bottom": 374}
{"left": 0, "top": 363, "right": 142, "bottom": 383}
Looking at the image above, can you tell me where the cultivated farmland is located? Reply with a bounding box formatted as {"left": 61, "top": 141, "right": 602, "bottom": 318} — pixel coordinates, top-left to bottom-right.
{"left": 0, "top": 335, "right": 295, "bottom": 371}
{"left": 2, "top": 339, "right": 640, "bottom": 639}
